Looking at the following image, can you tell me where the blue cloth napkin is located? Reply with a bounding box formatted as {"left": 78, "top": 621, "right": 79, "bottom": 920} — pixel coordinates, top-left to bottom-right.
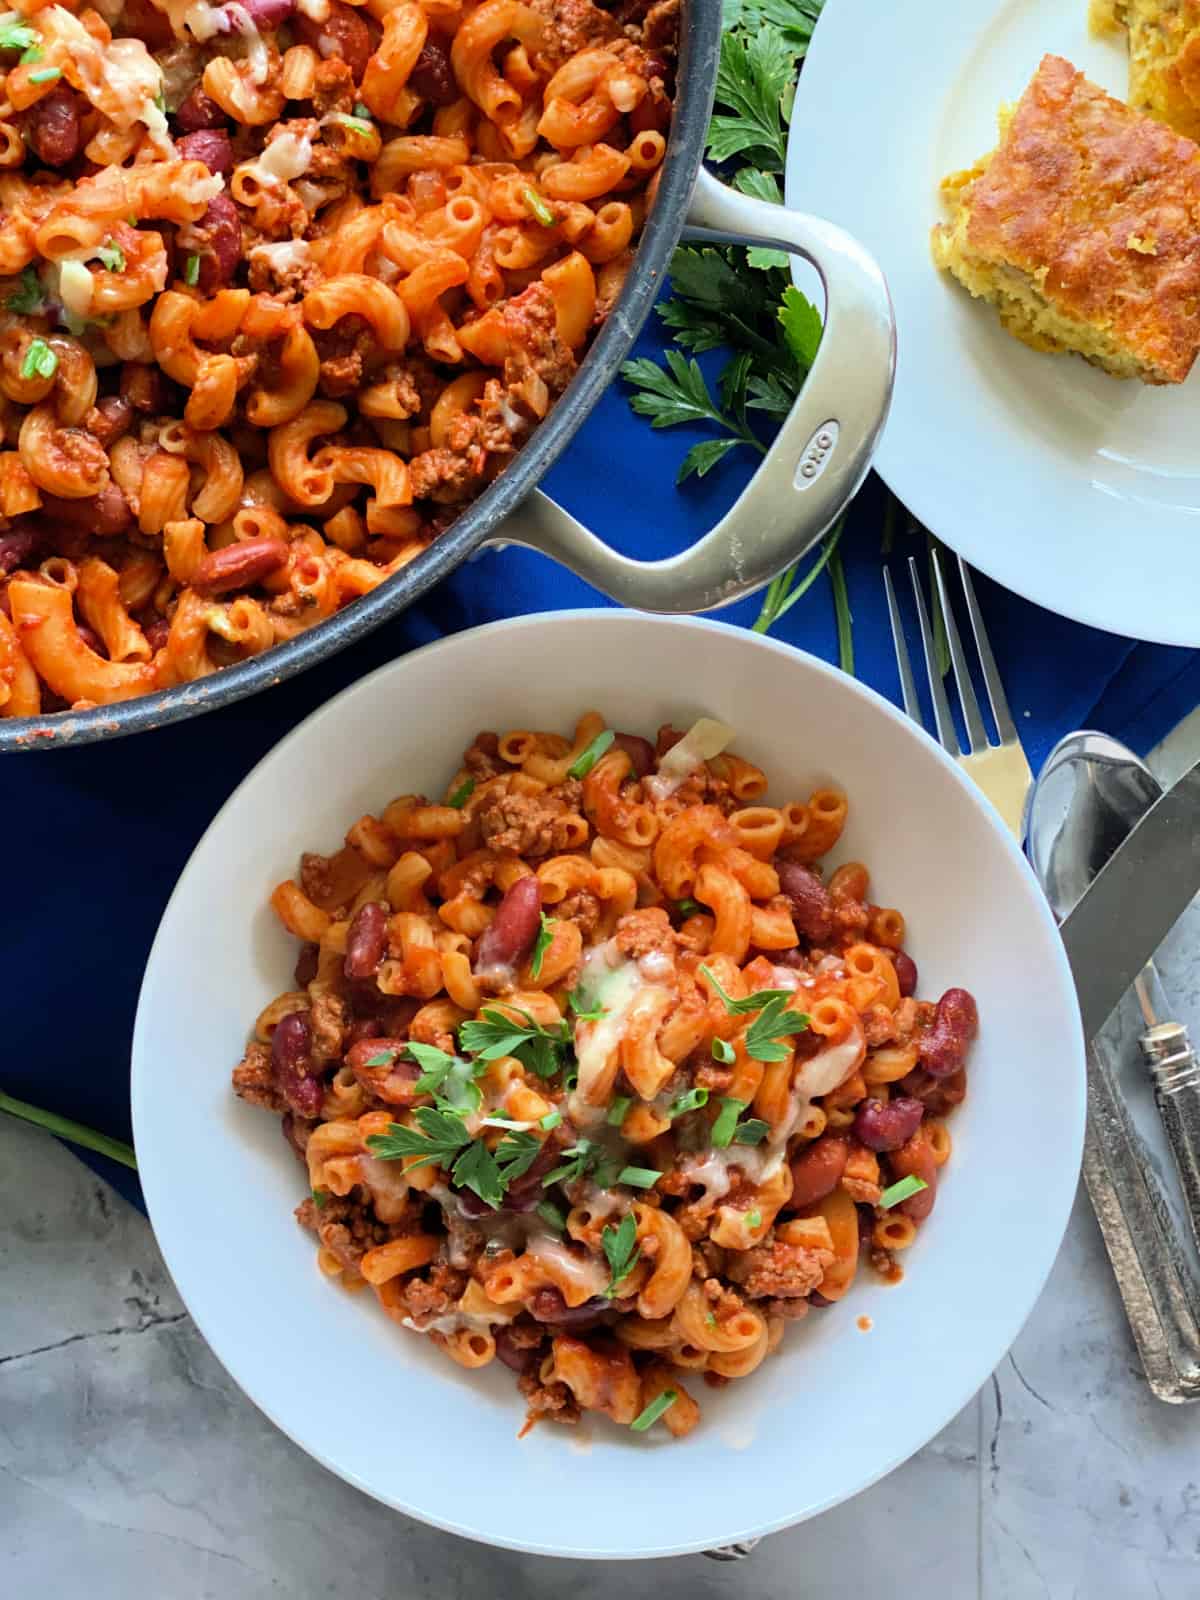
{"left": 9, "top": 300, "right": 1200, "bottom": 1215}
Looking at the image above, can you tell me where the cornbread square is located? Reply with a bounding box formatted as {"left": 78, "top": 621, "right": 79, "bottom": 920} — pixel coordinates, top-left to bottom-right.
{"left": 1091, "top": 0, "right": 1200, "bottom": 140}
{"left": 931, "top": 54, "right": 1200, "bottom": 384}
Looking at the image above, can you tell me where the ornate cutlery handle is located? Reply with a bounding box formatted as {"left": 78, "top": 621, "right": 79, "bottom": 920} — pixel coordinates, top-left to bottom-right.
{"left": 1142, "top": 1023, "right": 1200, "bottom": 1255}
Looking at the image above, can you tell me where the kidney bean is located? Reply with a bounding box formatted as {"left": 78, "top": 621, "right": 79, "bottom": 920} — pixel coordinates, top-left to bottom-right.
{"left": 788, "top": 1134, "right": 848, "bottom": 1207}
{"left": 898, "top": 1066, "right": 967, "bottom": 1119}
{"left": 775, "top": 859, "right": 834, "bottom": 942}
{"left": 407, "top": 36, "right": 456, "bottom": 104}
{"left": 192, "top": 537, "right": 289, "bottom": 595}
{"left": 176, "top": 128, "right": 234, "bottom": 176}
{"left": 344, "top": 901, "right": 387, "bottom": 979}
{"left": 121, "top": 363, "right": 170, "bottom": 413}
{"left": 293, "top": 0, "right": 372, "bottom": 78}
{"left": 271, "top": 1012, "right": 323, "bottom": 1118}
{"left": 143, "top": 616, "right": 171, "bottom": 653}
{"left": 808, "top": 1291, "right": 833, "bottom": 1308}
{"left": 529, "top": 1288, "right": 612, "bottom": 1328}
{"left": 26, "top": 86, "right": 82, "bottom": 167}
{"left": 473, "top": 874, "right": 542, "bottom": 978}
{"left": 893, "top": 950, "right": 918, "bottom": 998}
{"left": 887, "top": 1134, "right": 938, "bottom": 1220}
{"left": 612, "top": 732, "right": 655, "bottom": 778}
{"left": 345, "top": 1036, "right": 420, "bottom": 1106}
{"left": 852, "top": 1096, "right": 924, "bottom": 1152}
{"left": 88, "top": 395, "right": 133, "bottom": 449}
{"left": 494, "top": 1326, "right": 539, "bottom": 1374}
{"left": 176, "top": 85, "right": 228, "bottom": 131}
{"left": 294, "top": 942, "right": 320, "bottom": 987}
{"left": 343, "top": 1015, "right": 385, "bottom": 1048}
{"left": 240, "top": 0, "right": 294, "bottom": 24}
{"left": 189, "top": 193, "right": 242, "bottom": 292}
{"left": 919, "top": 987, "right": 979, "bottom": 1079}
{"left": 41, "top": 484, "right": 133, "bottom": 537}
{"left": 0, "top": 525, "right": 42, "bottom": 575}
{"left": 504, "top": 1135, "right": 565, "bottom": 1212}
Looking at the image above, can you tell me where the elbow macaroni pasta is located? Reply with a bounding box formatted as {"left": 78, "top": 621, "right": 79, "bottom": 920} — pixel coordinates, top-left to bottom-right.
{"left": 0, "top": 0, "right": 676, "bottom": 718}
{"left": 231, "top": 714, "right": 978, "bottom": 1438}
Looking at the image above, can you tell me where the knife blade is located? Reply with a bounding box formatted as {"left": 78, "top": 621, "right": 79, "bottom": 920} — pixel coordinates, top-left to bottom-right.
{"left": 1059, "top": 757, "right": 1200, "bottom": 1041}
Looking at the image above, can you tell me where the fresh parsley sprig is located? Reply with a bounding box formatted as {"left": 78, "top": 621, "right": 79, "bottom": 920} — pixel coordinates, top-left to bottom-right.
{"left": 700, "top": 964, "right": 809, "bottom": 1062}
{"left": 458, "top": 1007, "right": 571, "bottom": 1080}
{"left": 529, "top": 912, "right": 555, "bottom": 981}
{"left": 601, "top": 1213, "right": 641, "bottom": 1298}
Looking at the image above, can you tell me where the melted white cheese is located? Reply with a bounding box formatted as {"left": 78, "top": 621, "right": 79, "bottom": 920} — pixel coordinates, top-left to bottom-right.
{"left": 57, "top": 260, "right": 94, "bottom": 318}
{"left": 645, "top": 717, "right": 735, "bottom": 802}
{"left": 568, "top": 946, "right": 658, "bottom": 1127}
{"left": 525, "top": 1231, "right": 608, "bottom": 1301}
{"left": 250, "top": 239, "right": 313, "bottom": 273}
{"left": 225, "top": 3, "right": 268, "bottom": 83}
{"left": 241, "top": 131, "right": 313, "bottom": 189}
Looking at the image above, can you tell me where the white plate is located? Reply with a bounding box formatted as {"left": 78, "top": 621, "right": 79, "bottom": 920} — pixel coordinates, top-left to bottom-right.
{"left": 131, "top": 612, "right": 1085, "bottom": 1558}
{"left": 787, "top": 0, "right": 1200, "bottom": 646}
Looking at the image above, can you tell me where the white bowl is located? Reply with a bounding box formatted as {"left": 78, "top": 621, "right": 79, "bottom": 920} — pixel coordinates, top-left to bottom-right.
{"left": 132, "top": 612, "right": 1085, "bottom": 1559}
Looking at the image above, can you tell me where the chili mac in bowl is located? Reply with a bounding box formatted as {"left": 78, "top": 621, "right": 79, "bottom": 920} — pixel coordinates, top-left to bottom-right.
{"left": 132, "top": 611, "right": 1085, "bottom": 1556}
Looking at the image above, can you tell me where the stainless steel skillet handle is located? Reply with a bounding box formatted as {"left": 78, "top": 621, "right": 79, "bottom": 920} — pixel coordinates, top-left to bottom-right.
{"left": 489, "top": 166, "right": 895, "bottom": 613}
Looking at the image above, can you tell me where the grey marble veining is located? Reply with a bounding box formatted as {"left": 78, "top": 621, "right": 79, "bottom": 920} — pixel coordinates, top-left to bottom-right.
{"left": 5, "top": 725, "right": 1200, "bottom": 1597}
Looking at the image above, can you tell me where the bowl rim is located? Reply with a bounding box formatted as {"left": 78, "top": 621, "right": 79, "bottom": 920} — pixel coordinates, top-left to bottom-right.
{"left": 131, "top": 610, "right": 1086, "bottom": 1558}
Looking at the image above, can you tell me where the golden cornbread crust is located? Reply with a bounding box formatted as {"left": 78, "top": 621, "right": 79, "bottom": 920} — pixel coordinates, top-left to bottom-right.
{"left": 1092, "top": 0, "right": 1200, "bottom": 141}
{"left": 932, "top": 54, "right": 1200, "bottom": 384}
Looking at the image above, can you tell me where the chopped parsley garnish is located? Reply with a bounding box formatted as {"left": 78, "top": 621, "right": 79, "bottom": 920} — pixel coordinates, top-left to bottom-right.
{"left": 184, "top": 253, "right": 200, "bottom": 286}
{"left": 630, "top": 1389, "right": 677, "bottom": 1432}
{"left": 705, "top": 1311, "right": 717, "bottom": 1328}
{"left": 363, "top": 1048, "right": 394, "bottom": 1068}
{"left": 732, "top": 1117, "right": 770, "bottom": 1146}
{"left": 19, "top": 43, "right": 42, "bottom": 62}
{"left": 0, "top": 21, "right": 38, "bottom": 51}
{"left": 606, "top": 1094, "right": 632, "bottom": 1127}
{"left": 667, "top": 1086, "right": 709, "bottom": 1118}
{"left": 745, "top": 1209, "right": 762, "bottom": 1230}
{"left": 405, "top": 1041, "right": 485, "bottom": 1114}
{"left": 154, "top": 90, "right": 166, "bottom": 113}
{"left": 96, "top": 244, "right": 125, "bottom": 272}
{"left": 340, "top": 112, "right": 372, "bottom": 133}
{"left": 710, "top": 1037, "right": 735, "bottom": 1065}
{"left": 451, "top": 1139, "right": 505, "bottom": 1208}
{"left": 539, "top": 1109, "right": 562, "bottom": 1131}
{"left": 568, "top": 985, "right": 606, "bottom": 1022}
{"left": 28, "top": 64, "right": 59, "bottom": 82}
{"left": 536, "top": 1199, "right": 566, "bottom": 1232}
{"left": 700, "top": 964, "right": 809, "bottom": 1061}
{"left": 568, "top": 727, "right": 615, "bottom": 779}
{"left": 616, "top": 1166, "right": 660, "bottom": 1189}
{"left": 458, "top": 1006, "right": 570, "bottom": 1080}
{"left": 494, "top": 1129, "right": 542, "bottom": 1185}
{"left": 879, "top": 1175, "right": 928, "bottom": 1210}
{"left": 447, "top": 777, "right": 475, "bottom": 808}
{"left": 601, "top": 1213, "right": 641, "bottom": 1298}
{"left": 20, "top": 337, "right": 56, "bottom": 381}
{"left": 522, "top": 184, "right": 558, "bottom": 228}
{"left": 675, "top": 898, "right": 703, "bottom": 917}
{"left": 542, "top": 1139, "right": 599, "bottom": 1188}
{"left": 311, "top": 1188, "right": 328, "bottom": 1208}
{"left": 6, "top": 266, "right": 42, "bottom": 314}
{"left": 366, "top": 1110, "right": 543, "bottom": 1210}
{"left": 529, "top": 912, "right": 554, "bottom": 980}
{"left": 367, "top": 1107, "right": 471, "bottom": 1172}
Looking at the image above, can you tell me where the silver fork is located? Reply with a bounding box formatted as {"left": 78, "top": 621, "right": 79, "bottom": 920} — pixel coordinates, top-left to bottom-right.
{"left": 884, "top": 550, "right": 1032, "bottom": 839}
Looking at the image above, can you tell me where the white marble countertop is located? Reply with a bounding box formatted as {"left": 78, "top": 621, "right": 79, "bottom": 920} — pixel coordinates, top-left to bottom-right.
{"left": 5, "top": 717, "right": 1200, "bottom": 1597}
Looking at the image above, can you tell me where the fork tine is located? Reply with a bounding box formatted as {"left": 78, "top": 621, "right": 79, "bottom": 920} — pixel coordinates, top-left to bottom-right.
{"left": 957, "top": 556, "right": 1019, "bottom": 745}
{"left": 907, "top": 556, "right": 962, "bottom": 757}
{"left": 931, "top": 548, "right": 989, "bottom": 754}
{"left": 883, "top": 568, "right": 925, "bottom": 729}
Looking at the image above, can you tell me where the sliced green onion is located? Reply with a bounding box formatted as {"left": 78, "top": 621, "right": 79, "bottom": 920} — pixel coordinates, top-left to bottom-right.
{"left": 521, "top": 184, "right": 557, "bottom": 228}
{"left": 630, "top": 1389, "right": 677, "bottom": 1432}
{"left": 0, "top": 1089, "right": 136, "bottom": 1170}
{"left": 184, "top": 253, "right": 200, "bottom": 287}
{"left": 710, "top": 1037, "right": 735, "bottom": 1066}
{"left": 606, "top": 1094, "right": 632, "bottom": 1127}
{"left": 539, "top": 1109, "right": 561, "bottom": 1131}
{"left": 311, "top": 1188, "right": 328, "bottom": 1208}
{"left": 19, "top": 43, "right": 43, "bottom": 63}
{"left": 745, "top": 1209, "right": 762, "bottom": 1229}
{"left": 353, "top": 100, "right": 371, "bottom": 119}
{"left": 710, "top": 1096, "right": 746, "bottom": 1148}
{"left": 675, "top": 898, "right": 702, "bottom": 917}
{"left": 616, "top": 1166, "right": 660, "bottom": 1189}
{"left": 667, "top": 1087, "right": 708, "bottom": 1118}
{"left": 96, "top": 244, "right": 125, "bottom": 272}
{"left": 447, "top": 777, "right": 475, "bottom": 808}
{"left": 732, "top": 1117, "right": 770, "bottom": 1146}
{"left": 568, "top": 728, "right": 615, "bottom": 779}
{"left": 20, "top": 337, "right": 57, "bottom": 381}
{"left": 28, "top": 64, "right": 60, "bottom": 83}
{"left": 880, "top": 1175, "right": 928, "bottom": 1210}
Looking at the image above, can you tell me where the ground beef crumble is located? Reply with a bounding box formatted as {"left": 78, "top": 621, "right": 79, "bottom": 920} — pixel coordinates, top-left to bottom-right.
{"left": 726, "top": 1239, "right": 834, "bottom": 1300}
